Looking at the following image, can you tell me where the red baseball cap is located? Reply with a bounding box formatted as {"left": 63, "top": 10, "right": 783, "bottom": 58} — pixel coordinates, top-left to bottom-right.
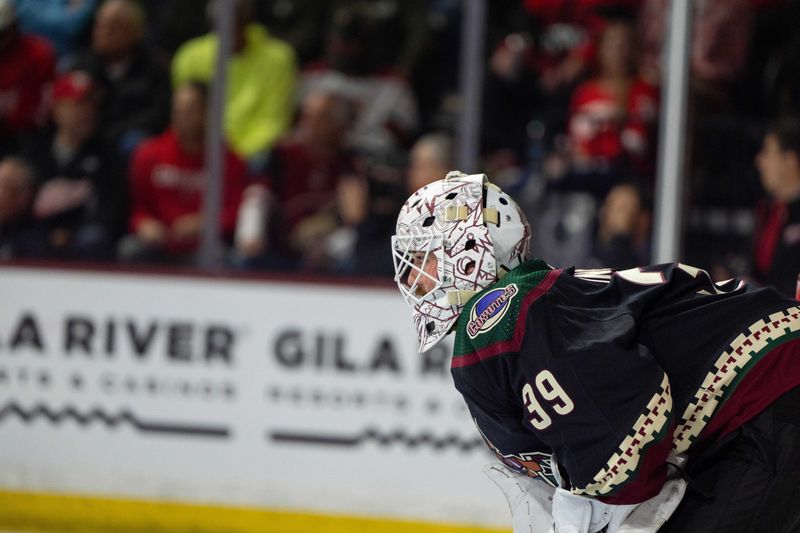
{"left": 53, "top": 71, "right": 96, "bottom": 103}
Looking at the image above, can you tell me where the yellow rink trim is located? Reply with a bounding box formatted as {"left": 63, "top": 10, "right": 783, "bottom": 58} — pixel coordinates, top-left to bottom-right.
{"left": 0, "top": 490, "right": 510, "bottom": 533}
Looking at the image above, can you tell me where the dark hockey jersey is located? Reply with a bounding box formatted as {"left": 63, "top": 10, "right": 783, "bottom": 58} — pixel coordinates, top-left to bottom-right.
{"left": 451, "top": 259, "right": 800, "bottom": 504}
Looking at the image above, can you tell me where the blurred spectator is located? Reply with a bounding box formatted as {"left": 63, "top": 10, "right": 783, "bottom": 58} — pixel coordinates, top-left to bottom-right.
{"left": 407, "top": 132, "right": 454, "bottom": 193}
{"left": 570, "top": 19, "right": 657, "bottom": 169}
{"left": 331, "top": 133, "right": 453, "bottom": 277}
{"left": 522, "top": 0, "right": 597, "bottom": 98}
{"left": 635, "top": 0, "right": 664, "bottom": 86}
{"left": 530, "top": 190, "right": 597, "bottom": 269}
{"left": 237, "top": 89, "right": 357, "bottom": 271}
{"left": 140, "top": 0, "right": 210, "bottom": 62}
{"left": 482, "top": 33, "right": 541, "bottom": 165}
{"left": 339, "top": 0, "right": 429, "bottom": 77}
{"left": 255, "top": 0, "right": 429, "bottom": 74}
{"left": 638, "top": 0, "right": 752, "bottom": 108}
{"left": 590, "top": 182, "right": 650, "bottom": 268}
{"left": 334, "top": 151, "right": 406, "bottom": 277}
{"left": 171, "top": 0, "right": 297, "bottom": 166}
{"left": 0, "top": 156, "right": 48, "bottom": 259}
{"left": 22, "top": 71, "right": 124, "bottom": 260}
{"left": 262, "top": 0, "right": 425, "bottom": 89}
{"left": 692, "top": 0, "right": 753, "bottom": 106}
{"left": 0, "top": 0, "right": 55, "bottom": 157}
{"left": 120, "top": 82, "right": 246, "bottom": 263}
{"left": 68, "top": 0, "right": 171, "bottom": 160}
{"left": 522, "top": 0, "right": 642, "bottom": 131}
{"left": 530, "top": 15, "right": 656, "bottom": 272}
{"left": 545, "top": 19, "right": 658, "bottom": 198}
{"left": 251, "top": 0, "right": 328, "bottom": 66}
{"left": 299, "top": 4, "right": 419, "bottom": 158}
{"left": 752, "top": 117, "right": 800, "bottom": 297}
{"left": 15, "top": 0, "right": 98, "bottom": 60}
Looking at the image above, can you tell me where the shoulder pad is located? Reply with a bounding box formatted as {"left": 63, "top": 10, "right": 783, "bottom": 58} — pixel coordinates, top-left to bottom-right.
{"left": 453, "top": 261, "right": 553, "bottom": 356}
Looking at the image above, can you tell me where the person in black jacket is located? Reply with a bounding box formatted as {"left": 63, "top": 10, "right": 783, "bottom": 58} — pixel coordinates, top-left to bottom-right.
{"left": 753, "top": 116, "right": 800, "bottom": 297}
{"left": 22, "top": 71, "right": 125, "bottom": 260}
{"left": 0, "top": 156, "right": 48, "bottom": 259}
{"left": 590, "top": 182, "right": 651, "bottom": 269}
{"left": 67, "top": 0, "right": 170, "bottom": 160}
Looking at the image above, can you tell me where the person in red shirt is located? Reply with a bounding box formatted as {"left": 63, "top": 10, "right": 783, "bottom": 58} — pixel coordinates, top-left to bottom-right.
{"left": 543, "top": 18, "right": 659, "bottom": 200}
{"left": 567, "top": 19, "right": 658, "bottom": 170}
{"left": 0, "top": 0, "right": 55, "bottom": 156}
{"left": 120, "top": 81, "right": 247, "bottom": 263}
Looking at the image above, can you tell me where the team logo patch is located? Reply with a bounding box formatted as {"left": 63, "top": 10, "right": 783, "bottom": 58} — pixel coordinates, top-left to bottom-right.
{"left": 500, "top": 451, "right": 559, "bottom": 487}
{"left": 475, "top": 423, "right": 559, "bottom": 487}
{"left": 467, "top": 284, "right": 518, "bottom": 338}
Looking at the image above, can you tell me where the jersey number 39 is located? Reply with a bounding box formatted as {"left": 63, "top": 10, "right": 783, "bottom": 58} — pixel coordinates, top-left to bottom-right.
{"left": 522, "top": 370, "right": 574, "bottom": 430}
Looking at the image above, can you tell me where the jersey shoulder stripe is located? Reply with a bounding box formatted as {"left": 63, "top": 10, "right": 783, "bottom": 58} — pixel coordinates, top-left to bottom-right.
{"left": 452, "top": 260, "right": 561, "bottom": 368}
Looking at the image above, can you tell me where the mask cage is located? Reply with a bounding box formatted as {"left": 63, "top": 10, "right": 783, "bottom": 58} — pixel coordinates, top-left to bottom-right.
{"left": 391, "top": 233, "right": 445, "bottom": 308}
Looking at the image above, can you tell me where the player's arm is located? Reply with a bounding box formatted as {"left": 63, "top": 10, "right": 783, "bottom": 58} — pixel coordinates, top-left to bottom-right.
{"left": 456, "top": 371, "right": 559, "bottom": 487}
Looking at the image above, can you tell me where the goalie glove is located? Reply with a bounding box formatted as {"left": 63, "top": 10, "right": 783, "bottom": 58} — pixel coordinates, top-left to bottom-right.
{"left": 552, "top": 487, "right": 637, "bottom": 533}
{"left": 484, "top": 459, "right": 687, "bottom": 533}
{"left": 611, "top": 476, "right": 686, "bottom": 533}
{"left": 483, "top": 463, "right": 556, "bottom": 533}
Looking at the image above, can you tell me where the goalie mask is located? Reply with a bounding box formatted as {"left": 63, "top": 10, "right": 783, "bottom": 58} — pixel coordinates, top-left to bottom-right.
{"left": 392, "top": 171, "right": 531, "bottom": 352}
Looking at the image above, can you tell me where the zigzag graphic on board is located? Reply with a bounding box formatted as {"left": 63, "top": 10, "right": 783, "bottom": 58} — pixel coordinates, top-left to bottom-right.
{"left": 0, "top": 401, "right": 230, "bottom": 438}
{"left": 270, "top": 427, "right": 484, "bottom": 452}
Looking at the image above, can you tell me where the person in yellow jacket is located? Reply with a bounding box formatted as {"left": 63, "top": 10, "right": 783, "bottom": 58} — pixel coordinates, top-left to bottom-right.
{"left": 171, "top": 0, "right": 296, "bottom": 165}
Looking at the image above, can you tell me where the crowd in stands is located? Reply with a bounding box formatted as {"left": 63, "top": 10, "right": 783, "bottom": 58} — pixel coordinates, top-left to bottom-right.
{"left": 1, "top": 0, "right": 800, "bottom": 295}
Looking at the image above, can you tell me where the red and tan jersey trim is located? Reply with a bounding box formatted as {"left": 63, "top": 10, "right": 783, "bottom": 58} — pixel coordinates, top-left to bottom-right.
{"left": 673, "top": 305, "right": 800, "bottom": 453}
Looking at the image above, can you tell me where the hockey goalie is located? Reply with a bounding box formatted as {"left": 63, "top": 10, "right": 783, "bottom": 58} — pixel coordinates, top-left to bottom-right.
{"left": 391, "top": 172, "right": 800, "bottom": 532}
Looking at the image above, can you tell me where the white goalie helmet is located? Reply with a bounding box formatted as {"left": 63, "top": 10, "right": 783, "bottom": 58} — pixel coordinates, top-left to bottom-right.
{"left": 392, "top": 171, "right": 531, "bottom": 352}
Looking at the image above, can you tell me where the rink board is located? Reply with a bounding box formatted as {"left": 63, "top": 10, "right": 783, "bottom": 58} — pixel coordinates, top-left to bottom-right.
{"left": 0, "top": 266, "right": 509, "bottom": 531}
{"left": 0, "top": 489, "right": 506, "bottom": 533}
